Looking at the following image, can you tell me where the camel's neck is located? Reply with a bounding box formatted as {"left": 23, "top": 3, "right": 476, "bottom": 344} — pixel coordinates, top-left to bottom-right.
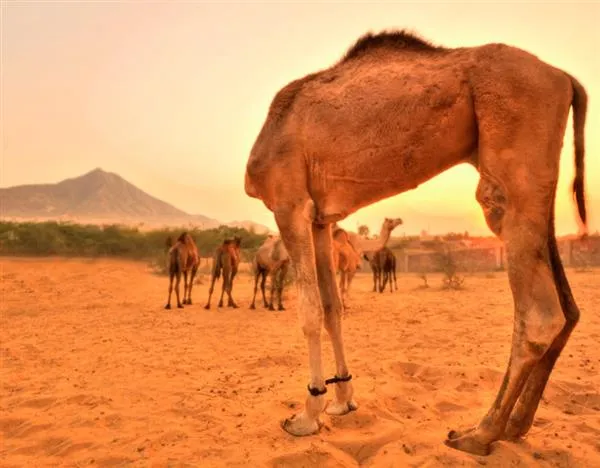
{"left": 359, "top": 226, "right": 393, "bottom": 253}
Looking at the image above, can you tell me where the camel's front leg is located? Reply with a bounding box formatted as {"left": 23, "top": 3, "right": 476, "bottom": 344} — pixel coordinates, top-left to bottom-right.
{"left": 346, "top": 268, "right": 356, "bottom": 296}
{"left": 268, "top": 269, "right": 278, "bottom": 311}
{"left": 372, "top": 269, "right": 378, "bottom": 292}
{"left": 313, "top": 225, "right": 357, "bottom": 416}
{"left": 276, "top": 204, "right": 327, "bottom": 436}
{"left": 227, "top": 269, "right": 239, "bottom": 308}
{"left": 250, "top": 269, "right": 260, "bottom": 309}
{"left": 260, "top": 271, "right": 269, "bottom": 308}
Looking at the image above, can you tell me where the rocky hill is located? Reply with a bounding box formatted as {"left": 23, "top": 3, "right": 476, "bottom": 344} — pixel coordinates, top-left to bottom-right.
{"left": 0, "top": 168, "right": 272, "bottom": 233}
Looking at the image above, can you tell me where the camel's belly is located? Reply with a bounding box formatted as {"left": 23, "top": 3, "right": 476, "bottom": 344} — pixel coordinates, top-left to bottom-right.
{"left": 303, "top": 61, "right": 477, "bottom": 217}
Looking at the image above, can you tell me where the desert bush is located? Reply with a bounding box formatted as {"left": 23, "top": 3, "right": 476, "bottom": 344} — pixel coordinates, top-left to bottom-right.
{"left": 436, "top": 246, "right": 465, "bottom": 290}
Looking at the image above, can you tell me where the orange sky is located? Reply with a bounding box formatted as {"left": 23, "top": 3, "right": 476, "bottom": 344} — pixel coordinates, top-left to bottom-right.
{"left": 2, "top": 2, "right": 598, "bottom": 235}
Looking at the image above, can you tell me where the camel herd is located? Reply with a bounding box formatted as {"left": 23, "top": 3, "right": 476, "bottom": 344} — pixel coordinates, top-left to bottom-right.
{"left": 166, "top": 28, "right": 588, "bottom": 457}
{"left": 163, "top": 217, "right": 403, "bottom": 311}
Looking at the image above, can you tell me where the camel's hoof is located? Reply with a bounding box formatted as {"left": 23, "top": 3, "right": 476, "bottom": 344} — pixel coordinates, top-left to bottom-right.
{"left": 326, "top": 400, "right": 358, "bottom": 416}
{"left": 280, "top": 414, "right": 321, "bottom": 437}
{"left": 177, "top": 304, "right": 184, "bottom": 309}
{"left": 268, "top": 305, "right": 275, "bottom": 311}
{"left": 187, "top": 300, "right": 193, "bottom": 305}
{"left": 164, "top": 304, "right": 171, "bottom": 310}
{"left": 217, "top": 302, "right": 223, "bottom": 308}
{"left": 447, "top": 427, "right": 476, "bottom": 440}
{"left": 444, "top": 431, "right": 492, "bottom": 456}
{"left": 204, "top": 305, "right": 210, "bottom": 310}
{"left": 249, "top": 304, "right": 256, "bottom": 310}
{"left": 278, "top": 305, "right": 285, "bottom": 311}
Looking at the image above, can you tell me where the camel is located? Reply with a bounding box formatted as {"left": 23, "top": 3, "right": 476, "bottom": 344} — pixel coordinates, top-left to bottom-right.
{"left": 204, "top": 236, "right": 242, "bottom": 310}
{"left": 244, "top": 30, "right": 587, "bottom": 456}
{"left": 336, "top": 217, "right": 403, "bottom": 262}
{"left": 331, "top": 217, "right": 402, "bottom": 295}
{"left": 164, "top": 232, "right": 200, "bottom": 309}
{"left": 331, "top": 227, "right": 362, "bottom": 300}
{"left": 250, "top": 235, "right": 290, "bottom": 311}
{"left": 369, "top": 247, "right": 397, "bottom": 293}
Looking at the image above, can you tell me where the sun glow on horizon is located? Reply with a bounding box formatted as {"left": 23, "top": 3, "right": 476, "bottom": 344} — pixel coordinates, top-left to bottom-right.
{"left": 2, "top": 2, "right": 598, "bottom": 236}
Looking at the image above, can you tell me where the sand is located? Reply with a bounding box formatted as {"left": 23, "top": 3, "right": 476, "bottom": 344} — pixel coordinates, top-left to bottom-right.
{"left": 1, "top": 257, "right": 599, "bottom": 467}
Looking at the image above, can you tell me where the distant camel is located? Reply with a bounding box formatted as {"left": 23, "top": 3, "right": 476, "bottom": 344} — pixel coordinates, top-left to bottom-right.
{"left": 204, "top": 236, "right": 242, "bottom": 309}
{"left": 334, "top": 217, "right": 403, "bottom": 262}
{"left": 331, "top": 217, "right": 403, "bottom": 296}
{"left": 332, "top": 227, "right": 362, "bottom": 300}
{"left": 165, "top": 232, "right": 200, "bottom": 309}
{"left": 250, "top": 235, "right": 290, "bottom": 311}
{"left": 244, "top": 29, "right": 588, "bottom": 456}
{"left": 368, "top": 247, "right": 397, "bottom": 293}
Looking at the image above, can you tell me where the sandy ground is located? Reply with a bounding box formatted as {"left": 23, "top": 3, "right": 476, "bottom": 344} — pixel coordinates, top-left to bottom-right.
{"left": 1, "top": 257, "right": 599, "bottom": 467}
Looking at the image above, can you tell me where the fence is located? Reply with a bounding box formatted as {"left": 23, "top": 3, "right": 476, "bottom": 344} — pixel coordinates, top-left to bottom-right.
{"left": 380, "top": 236, "right": 600, "bottom": 274}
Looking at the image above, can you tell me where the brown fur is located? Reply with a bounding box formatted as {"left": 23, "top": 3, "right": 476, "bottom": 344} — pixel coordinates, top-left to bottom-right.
{"left": 204, "top": 236, "right": 242, "bottom": 309}
{"left": 164, "top": 232, "right": 200, "bottom": 309}
{"left": 244, "top": 29, "right": 588, "bottom": 455}
{"left": 340, "top": 29, "right": 444, "bottom": 62}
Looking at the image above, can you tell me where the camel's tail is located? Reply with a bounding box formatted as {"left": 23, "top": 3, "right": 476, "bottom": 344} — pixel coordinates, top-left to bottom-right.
{"left": 567, "top": 73, "right": 588, "bottom": 234}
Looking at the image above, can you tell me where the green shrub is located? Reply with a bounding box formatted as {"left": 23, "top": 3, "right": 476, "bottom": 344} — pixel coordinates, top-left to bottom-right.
{"left": 0, "top": 221, "right": 268, "bottom": 265}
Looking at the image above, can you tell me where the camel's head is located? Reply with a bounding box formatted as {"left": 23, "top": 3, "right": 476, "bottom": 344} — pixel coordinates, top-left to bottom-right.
{"left": 233, "top": 235, "right": 242, "bottom": 247}
{"left": 384, "top": 217, "right": 403, "bottom": 231}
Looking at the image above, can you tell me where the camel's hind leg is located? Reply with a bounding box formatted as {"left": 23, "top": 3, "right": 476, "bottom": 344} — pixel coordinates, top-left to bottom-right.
{"left": 218, "top": 270, "right": 228, "bottom": 308}
{"left": 313, "top": 224, "right": 357, "bottom": 416}
{"left": 275, "top": 202, "right": 327, "bottom": 437}
{"left": 182, "top": 270, "right": 189, "bottom": 305}
{"left": 277, "top": 263, "right": 289, "bottom": 311}
{"left": 204, "top": 271, "right": 218, "bottom": 310}
{"left": 174, "top": 271, "right": 183, "bottom": 309}
{"left": 446, "top": 169, "right": 566, "bottom": 456}
{"left": 187, "top": 264, "right": 198, "bottom": 305}
{"left": 379, "top": 268, "right": 389, "bottom": 293}
{"left": 392, "top": 256, "right": 398, "bottom": 290}
{"left": 502, "top": 211, "right": 580, "bottom": 440}
{"left": 260, "top": 270, "right": 268, "bottom": 308}
{"left": 165, "top": 271, "right": 175, "bottom": 309}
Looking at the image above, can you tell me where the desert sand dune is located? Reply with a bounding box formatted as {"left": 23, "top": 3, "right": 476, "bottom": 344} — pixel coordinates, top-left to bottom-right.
{"left": 1, "top": 257, "right": 598, "bottom": 467}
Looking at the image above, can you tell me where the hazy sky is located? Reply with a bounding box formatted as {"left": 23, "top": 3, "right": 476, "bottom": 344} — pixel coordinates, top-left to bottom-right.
{"left": 2, "top": 1, "right": 599, "bottom": 235}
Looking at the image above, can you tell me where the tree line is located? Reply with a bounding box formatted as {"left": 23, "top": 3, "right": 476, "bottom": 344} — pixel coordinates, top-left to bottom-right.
{"left": 0, "top": 221, "right": 268, "bottom": 261}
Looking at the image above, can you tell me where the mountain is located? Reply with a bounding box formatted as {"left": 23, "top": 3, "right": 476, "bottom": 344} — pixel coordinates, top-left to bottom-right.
{"left": 0, "top": 168, "right": 273, "bottom": 233}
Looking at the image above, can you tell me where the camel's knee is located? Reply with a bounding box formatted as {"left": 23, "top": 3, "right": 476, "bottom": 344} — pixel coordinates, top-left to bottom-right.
{"left": 515, "top": 299, "right": 567, "bottom": 361}
{"left": 476, "top": 176, "right": 507, "bottom": 237}
{"left": 299, "top": 305, "right": 324, "bottom": 338}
